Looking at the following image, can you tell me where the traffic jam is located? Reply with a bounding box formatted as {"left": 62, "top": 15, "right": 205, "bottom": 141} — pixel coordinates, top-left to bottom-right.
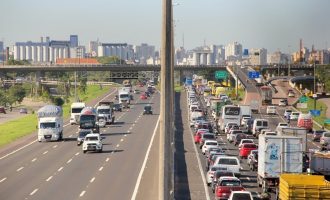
{"left": 185, "top": 75, "right": 330, "bottom": 200}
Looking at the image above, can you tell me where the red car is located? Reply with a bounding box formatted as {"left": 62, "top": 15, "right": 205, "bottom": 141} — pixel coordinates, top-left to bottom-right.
{"left": 239, "top": 143, "right": 258, "bottom": 159}
{"left": 194, "top": 129, "right": 208, "bottom": 144}
{"left": 215, "top": 177, "right": 245, "bottom": 200}
{"left": 140, "top": 94, "right": 147, "bottom": 100}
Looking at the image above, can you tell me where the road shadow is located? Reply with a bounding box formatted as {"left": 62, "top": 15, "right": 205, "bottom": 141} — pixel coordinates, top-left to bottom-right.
{"left": 114, "top": 121, "right": 125, "bottom": 125}
{"left": 101, "top": 149, "right": 124, "bottom": 154}
{"left": 102, "top": 132, "right": 132, "bottom": 136}
{"left": 174, "top": 92, "right": 191, "bottom": 199}
{"left": 63, "top": 138, "right": 77, "bottom": 142}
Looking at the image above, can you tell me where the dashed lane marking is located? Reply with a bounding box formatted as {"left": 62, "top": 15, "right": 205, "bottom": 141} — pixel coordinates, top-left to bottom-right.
{"left": 67, "top": 159, "right": 72, "bottom": 164}
{"left": 116, "top": 144, "right": 120, "bottom": 148}
{"left": 46, "top": 176, "right": 53, "bottom": 182}
{"left": 79, "top": 191, "right": 86, "bottom": 197}
{"left": 99, "top": 167, "right": 103, "bottom": 171}
{"left": 30, "top": 189, "right": 38, "bottom": 196}
{"left": 90, "top": 177, "right": 95, "bottom": 183}
{"left": 43, "top": 151, "right": 48, "bottom": 155}
{"left": 0, "top": 177, "right": 7, "bottom": 183}
{"left": 69, "top": 135, "right": 73, "bottom": 138}
{"left": 31, "top": 158, "right": 37, "bottom": 162}
{"left": 106, "top": 158, "right": 110, "bottom": 162}
{"left": 53, "top": 145, "right": 57, "bottom": 148}
{"left": 58, "top": 167, "right": 64, "bottom": 172}
{"left": 16, "top": 167, "right": 24, "bottom": 172}
{"left": 120, "top": 139, "right": 124, "bottom": 142}
{"left": 75, "top": 152, "right": 80, "bottom": 156}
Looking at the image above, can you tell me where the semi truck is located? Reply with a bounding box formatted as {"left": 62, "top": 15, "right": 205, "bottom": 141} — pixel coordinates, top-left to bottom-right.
{"left": 79, "top": 107, "right": 99, "bottom": 133}
{"left": 70, "top": 102, "right": 86, "bottom": 125}
{"left": 37, "top": 105, "right": 63, "bottom": 142}
{"left": 258, "top": 135, "right": 303, "bottom": 192}
{"left": 96, "top": 101, "right": 115, "bottom": 125}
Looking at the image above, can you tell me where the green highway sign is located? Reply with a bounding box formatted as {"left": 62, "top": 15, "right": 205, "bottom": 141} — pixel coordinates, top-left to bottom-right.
{"left": 215, "top": 71, "right": 228, "bottom": 79}
{"left": 299, "top": 96, "right": 308, "bottom": 103}
{"left": 325, "top": 119, "right": 330, "bottom": 124}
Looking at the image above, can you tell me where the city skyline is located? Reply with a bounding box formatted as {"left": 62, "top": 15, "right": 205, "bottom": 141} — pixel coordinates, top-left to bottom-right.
{"left": 1, "top": 0, "right": 330, "bottom": 53}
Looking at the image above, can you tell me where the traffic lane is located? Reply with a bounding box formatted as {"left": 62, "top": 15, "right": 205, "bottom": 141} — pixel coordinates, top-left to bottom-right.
{"left": 78, "top": 92, "right": 160, "bottom": 200}
{"left": 271, "top": 80, "right": 298, "bottom": 106}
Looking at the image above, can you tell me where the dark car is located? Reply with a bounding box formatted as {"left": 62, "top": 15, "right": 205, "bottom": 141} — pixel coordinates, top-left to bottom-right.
{"left": 113, "top": 103, "right": 122, "bottom": 112}
{"left": 0, "top": 106, "right": 6, "bottom": 114}
{"left": 312, "top": 130, "right": 326, "bottom": 141}
{"left": 77, "top": 129, "right": 92, "bottom": 145}
{"left": 143, "top": 105, "right": 153, "bottom": 115}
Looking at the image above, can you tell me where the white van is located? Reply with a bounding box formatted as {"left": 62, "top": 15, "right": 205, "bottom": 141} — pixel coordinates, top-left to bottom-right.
{"left": 252, "top": 119, "right": 269, "bottom": 137}
{"left": 266, "top": 106, "right": 276, "bottom": 115}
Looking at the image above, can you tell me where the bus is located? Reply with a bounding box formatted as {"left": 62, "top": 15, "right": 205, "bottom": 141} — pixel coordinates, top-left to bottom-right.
{"left": 218, "top": 105, "right": 241, "bottom": 131}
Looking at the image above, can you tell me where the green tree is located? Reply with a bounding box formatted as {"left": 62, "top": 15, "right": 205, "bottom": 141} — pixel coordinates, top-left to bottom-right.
{"left": 97, "top": 56, "right": 125, "bottom": 64}
{"left": 79, "top": 77, "right": 87, "bottom": 94}
{"left": 52, "top": 97, "right": 64, "bottom": 107}
{"left": 0, "top": 89, "right": 8, "bottom": 106}
{"left": 8, "top": 85, "right": 26, "bottom": 104}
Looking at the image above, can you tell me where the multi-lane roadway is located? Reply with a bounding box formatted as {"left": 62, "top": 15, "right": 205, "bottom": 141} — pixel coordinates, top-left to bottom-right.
{"left": 0, "top": 87, "right": 160, "bottom": 200}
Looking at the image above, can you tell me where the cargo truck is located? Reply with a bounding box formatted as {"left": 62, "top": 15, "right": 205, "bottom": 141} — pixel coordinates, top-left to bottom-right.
{"left": 79, "top": 107, "right": 99, "bottom": 133}
{"left": 96, "top": 101, "right": 115, "bottom": 125}
{"left": 37, "top": 105, "right": 63, "bottom": 142}
{"left": 276, "top": 127, "right": 307, "bottom": 152}
{"left": 258, "top": 135, "right": 303, "bottom": 192}
{"left": 309, "top": 151, "right": 330, "bottom": 176}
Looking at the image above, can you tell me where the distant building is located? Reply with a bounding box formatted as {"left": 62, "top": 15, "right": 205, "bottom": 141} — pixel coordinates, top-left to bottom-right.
{"left": 97, "top": 43, "right": 133, "bottom": 61}
{"left": 309, "top": 50, "right": 330, "bottom": 64}
{"left": 249, "top": 48, "right": 267, "bottom": 65}
{"left": 133, "top": 43, "right": 155, "bottom": 61}
{"left": 70, "top": 35, "right": 78, "bottom": 48}
{"left": 268, "top": 51, "right": 289, "bottom": 64}
{"left": 225, "top": 42, "right": 242, "bottom": 61}
{"left": 175, "top": 47, "right": 186, "bottom": 65}
{"left": 89, "top": 40, "right": 100, "bottom": 57}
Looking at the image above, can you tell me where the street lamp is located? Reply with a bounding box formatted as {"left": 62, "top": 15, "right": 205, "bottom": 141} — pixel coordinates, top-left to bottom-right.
{"left": 313, "top": 60, "right": 317, "bottom": 110}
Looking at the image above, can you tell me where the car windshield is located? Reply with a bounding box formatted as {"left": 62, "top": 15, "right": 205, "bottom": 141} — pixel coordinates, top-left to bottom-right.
{"left": 218, "top": 158, "right": 238, "bottom": 165}
{"left": 120, "top": 94, "right": 129, "bottom": 98}
{"left": 204, "top": 134, "right": 215, "bottom": 139}
{"left": 220, "top": 180, "right": 241, "bottom": 186}
{"left": 324, "top": 133, "right": 330, "bottom": 137}
{"left": 85, "top": 136, "right": 98, "bottom": 141}
{"left": 72, "top": 108, "right": 83, "bottom": 113}
{"left": 243, "top": 144, "right": 257, "bottom": 148}
{"left": 79, "top": 131, "right": 90, "bottom": 137}
{"left": 144, "top": 106, "right": 152, "bottom": 111}
{"left": 98, "top": 109, "right": 110, "bottom": 114}
{"left": 206, "top": 142, "right": 218, "bottom": 146}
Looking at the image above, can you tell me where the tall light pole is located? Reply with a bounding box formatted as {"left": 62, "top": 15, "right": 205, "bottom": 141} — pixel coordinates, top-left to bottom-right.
{"left": 160, "top": 0, "right": 173, "bottom": 199}
{"left": 313, "top": 60, "right": 317, "bottom": 110}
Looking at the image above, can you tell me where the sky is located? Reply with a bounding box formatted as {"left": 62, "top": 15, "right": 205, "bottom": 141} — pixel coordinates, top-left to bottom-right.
{"left": 1, "top": 0, "right": 330, "bottom": 53}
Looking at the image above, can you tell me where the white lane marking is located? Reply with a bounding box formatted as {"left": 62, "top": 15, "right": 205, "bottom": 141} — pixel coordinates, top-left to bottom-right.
{"left": 124, "top": 134, "right": 127, "bottom": 137}
{"left": 46, "top": 176, "right": 53, "bottom": 182}
{"left": 106, "top": 158, "right": 110, "bottom": 162}
{"left": 43, "top": 151, "right": 48, "bottom": 155}
{"left": 67, "top": 159, "right": 72, "bottom": 164}
{"left": 127, "top": 130, "right": 130, "bottom": 133}
{"left": 69, "top": 135, "right": 73, "bottom": 138}
{"left": 90, "top": 177, "right": 95, "bottom": 183}
{"left": 0, "top": 140, "right": 37, "bottom": 160}
{"left": 31, "top": 158, "right": 37, "bottom": 162}
{"left": 247, "top": 177, "right": 251, "bottom": 181}
{"left": 75, "top": 152, "right": 80, "bottom": 156}
{"left": 16, "top": 167, "right": 24, "bottom": 172}
{"left": 79, "top": 191, "right": 86, "bottom": 197}
{"left": 30, "top": 188, "right": 38, "bottom": 196}
{"left": 53, "top": 145, "right": 57, "bottom": 148}
{"left": 116, "top": 144, "right": 120, "bottom": 148}
{"left": 0, "top": 177, "right": 7, "bottom": 183}
{"left": 99, "top": 167, "right": 103, "bottom": 171}
{"left": 93, "top": 88, "right": 118, "bottom": 108}
{"left": 186, "top": 105, "right": 211, "bottom": 200}
{"left": 131, "top": 117, "right": 160, "bottom": 200}
{"left": 58, "top": 167, "right": 64, "bottom": 172}
{"left": 120, "top": 139, "right": 124, "bottom": 142}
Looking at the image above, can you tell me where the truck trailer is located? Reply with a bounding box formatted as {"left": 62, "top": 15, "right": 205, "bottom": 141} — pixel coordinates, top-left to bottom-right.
{"left": 258, "top": 135, "right": 303, "bottom": 192}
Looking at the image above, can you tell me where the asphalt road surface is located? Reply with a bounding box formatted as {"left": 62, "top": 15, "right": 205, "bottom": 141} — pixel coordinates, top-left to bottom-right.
{"left": 0, "top": 87, "right": 161, "bottom": 200}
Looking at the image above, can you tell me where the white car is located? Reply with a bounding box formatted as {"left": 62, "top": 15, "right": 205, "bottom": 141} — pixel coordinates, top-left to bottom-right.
{"left": 238, "top": 139, "right": 254, "bottom": 148}
{"left": 279, "top": 99, "right": 288, "bottom": 106}
{"left": 213, "top": 156, "right": 241, "bottom": 177}
{"left": 266, "top": 106, "right": 276, "bottom": 115}
{"left": 228, "top": 191, "right": 253, "bottom": 200}
{"left": 284, "top": 109, "right": 292, "bottom": 119}
{"left": 227, "top": 130, "right": 243, "bottom": 143}
{"left": 202, "top": 140, "right": 219, "bottom": 155}
{"left": 241, "top": 116, "right": 251, "bottom": 127}
{"left": 206, "top": 164, "right": 228, "bottom": 186}
{"left": 276, "top": 122, "right": 289, "bottom": 132}
{"left": 290, "top": 112, "right": 300, "bottom": 120}
{"left": 82, "top": 133, "right": 103, "bottom": 153}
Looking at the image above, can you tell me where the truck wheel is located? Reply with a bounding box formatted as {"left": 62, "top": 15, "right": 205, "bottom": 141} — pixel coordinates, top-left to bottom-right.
{"left": 83, "top": 150, "right": 86, "bottom": 154}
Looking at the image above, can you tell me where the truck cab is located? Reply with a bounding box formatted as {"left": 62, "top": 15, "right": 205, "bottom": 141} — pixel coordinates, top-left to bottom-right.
{"left": 118, "top": 89, "right": 131, "bottom": 105}
{"left": 37, "top": 105, "right": 63, "bottom": 142}
{"left": 96, "top": 102, "right": 115, "bottom": 125}
{"left": 70, "top": 102, "right": 85, "bottom": 125}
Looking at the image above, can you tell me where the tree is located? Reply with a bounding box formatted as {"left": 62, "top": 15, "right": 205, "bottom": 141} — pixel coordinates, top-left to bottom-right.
{"left": 52, "top": 97, "right": 64, "bottom": 107}
{"left": 0, "top": 89, "right": 8, "bottom": 106}
{"left": 79, "top": 77, "right": 87, "bottom": 94}
{"left": 8, "top": 85, "right": 26, "bottom": 104}
{"left": 97, "top": 56, "right": 125, "bottom": 64}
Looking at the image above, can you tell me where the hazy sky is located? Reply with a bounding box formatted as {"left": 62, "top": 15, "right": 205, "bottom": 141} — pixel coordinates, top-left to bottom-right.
{"left": 1, "top": 0, "right": 329, "bottom": 53}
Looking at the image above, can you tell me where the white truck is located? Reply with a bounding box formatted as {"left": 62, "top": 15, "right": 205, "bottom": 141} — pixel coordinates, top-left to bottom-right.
{"left": 70, "top": 102, "right": 85, "bottom": 125}
{"left": 276, "top": 127, "right": 307, "bottom": 152}
{"left": 37, "top": 105, "right": 63, "bottom": 142}
{"left": 96, "top": 101, "right": 115, "bottom": 125}
{"left": 118, "top": 88, "right": 131, "bottom": 106}
{"left": 239, "top": 105, "right": 252, "bottom": 120}
{"left": 258, "top": 135, "right": 303, "bottom": 192}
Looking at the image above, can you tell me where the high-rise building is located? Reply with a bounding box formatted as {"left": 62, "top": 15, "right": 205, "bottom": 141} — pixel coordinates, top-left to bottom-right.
{"left": 269, "top": 51, "right": 288, "bottom": 64}
{"left": 89, "top": 40, "right": 99, "bottom": 57}
{"left": 133, "top": 43, "right": 155, "bottom": 61}
{"left": 70, "top": 35, "right": 78, "bottom": 47}
{"left": 225, "top": 42, "right": 242, "bottom": 61}
{"left": 249, "top": 48, "right": 267, "bottom": 65}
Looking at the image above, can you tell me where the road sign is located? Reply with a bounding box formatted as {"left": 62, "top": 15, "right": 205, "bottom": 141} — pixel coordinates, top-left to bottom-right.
{"left": 325, "top": 119, "right": 330, "bottom": 124}
{"left": 299, "top": 96, "right": 308, "bottom": 103}
{"left": 297, "top": 103, "right": 307, "bottom": 109}
{"left": 248, "top": 71, "right": 260, "bottom": 79}
{"left": 310, "top": 110, "right": 321, "bottom": 116}
{"left": 215, "top": 71, "right": 228, "bottom": 79}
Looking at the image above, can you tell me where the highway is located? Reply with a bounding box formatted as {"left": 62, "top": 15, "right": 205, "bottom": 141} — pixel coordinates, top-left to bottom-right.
{"left": 0, "top": 87, "right": 161, "bottom": 200}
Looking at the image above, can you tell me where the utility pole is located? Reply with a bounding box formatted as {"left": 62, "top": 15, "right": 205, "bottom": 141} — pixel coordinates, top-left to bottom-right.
{"left": 160, "top": 0, "right": 173, "bottom": 199}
